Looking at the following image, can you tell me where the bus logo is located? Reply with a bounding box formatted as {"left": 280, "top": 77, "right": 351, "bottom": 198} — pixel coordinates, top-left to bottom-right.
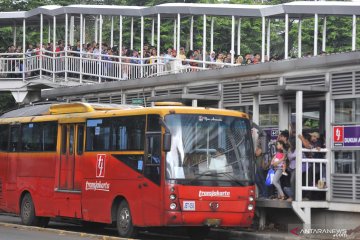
{"left": 333, "top": 126, "right": 344, "bottom": 145}
{"left": 96, "top": 154, "right": 106, "bottom": 178}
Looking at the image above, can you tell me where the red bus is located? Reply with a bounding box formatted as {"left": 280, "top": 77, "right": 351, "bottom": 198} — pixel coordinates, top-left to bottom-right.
{"left": 0, "top": 102, "right": 255, "bottom": 239}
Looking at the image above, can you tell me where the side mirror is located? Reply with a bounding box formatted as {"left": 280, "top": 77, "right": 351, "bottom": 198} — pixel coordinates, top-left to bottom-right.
{"left": 163, "top": 132, "right": 171, "bottom": 152}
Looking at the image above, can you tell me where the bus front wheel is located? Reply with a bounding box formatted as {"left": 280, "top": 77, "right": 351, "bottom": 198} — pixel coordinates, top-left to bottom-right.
{"left": 20, "top": 193, "right": 39, "bottom": 226}
{"left": 116, "top": 201, "right": 138, "bottom": 238}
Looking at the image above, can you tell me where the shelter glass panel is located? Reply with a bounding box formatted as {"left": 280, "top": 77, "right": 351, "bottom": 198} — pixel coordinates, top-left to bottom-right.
{"left": 260, "top": 104, "right": 278, "bottom": 127}
{"left": 335, "top": 98, "right": 360, "bottom": 123}
{"left": 334, "top": 150, "right": 360, "bottom": 174}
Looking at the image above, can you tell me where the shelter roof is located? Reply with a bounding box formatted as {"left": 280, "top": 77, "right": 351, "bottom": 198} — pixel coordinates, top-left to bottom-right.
{"left": 2, "top": 1, "right": 360, "bottom": 27}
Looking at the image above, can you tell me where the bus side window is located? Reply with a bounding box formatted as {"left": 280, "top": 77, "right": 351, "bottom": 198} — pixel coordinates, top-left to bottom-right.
{"left": 145, "top": 134, "right": 161, "bottom": 185}
{"left": 9, "top": 126, "right": 20, "bottom": 152}
{"left": 77, "top": 125, "right": 84, "bottom": 155}
{"left": 61, "top": 125, "right": 67, "bottom": 154}
{"left": 0, "top": 125, "right": 9, "bottom": 151}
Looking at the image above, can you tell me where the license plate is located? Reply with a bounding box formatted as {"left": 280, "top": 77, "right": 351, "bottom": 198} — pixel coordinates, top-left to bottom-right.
{"left": 183, "top": 201, "right": 196, "bottom": 211}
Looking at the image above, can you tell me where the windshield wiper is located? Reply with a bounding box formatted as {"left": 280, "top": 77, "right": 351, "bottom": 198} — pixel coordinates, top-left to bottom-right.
{"left": 187, "top": 170, "right": 249, "bottom": 186}
{"left": 215, "top": 171, "right": 249, "bottom": 186}
{"left": 187, "top": 170, "right": 218, "bottom": 184}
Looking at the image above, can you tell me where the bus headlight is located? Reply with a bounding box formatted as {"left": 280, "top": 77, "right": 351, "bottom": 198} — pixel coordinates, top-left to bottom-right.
{"left": 170, "top": 203, "right": 177, "bottom": 210}
{"left": 248, "top": 204, "right": 254, "bottom": 211}
{"left": 170, "top": 194, "right": 177, "bottom": 200}
{"left": 249, "top": 196, "right": 254, "bottom": 202}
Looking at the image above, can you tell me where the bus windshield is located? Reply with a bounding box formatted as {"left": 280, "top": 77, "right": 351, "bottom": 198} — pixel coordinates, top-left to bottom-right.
{"left": 165, "top": 114, "right": 254, "bottom": 186}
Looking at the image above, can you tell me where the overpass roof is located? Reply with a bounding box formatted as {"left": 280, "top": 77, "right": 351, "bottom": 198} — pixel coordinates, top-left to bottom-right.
{"left": 1, "top": 1, "right": 360, "bottom": 26}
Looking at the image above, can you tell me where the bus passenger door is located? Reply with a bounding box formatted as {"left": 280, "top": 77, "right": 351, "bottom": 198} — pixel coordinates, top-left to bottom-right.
{"left": 55, "top": 124, "right": 82, "bottom": 218}
{"left": 141, "top": 134, "right": 162, "bottom": 226}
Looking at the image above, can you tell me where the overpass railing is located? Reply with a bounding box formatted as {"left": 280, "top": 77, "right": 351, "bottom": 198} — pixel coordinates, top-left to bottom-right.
{"left": 0, "top": 50, "right": 238, "bottom": 83}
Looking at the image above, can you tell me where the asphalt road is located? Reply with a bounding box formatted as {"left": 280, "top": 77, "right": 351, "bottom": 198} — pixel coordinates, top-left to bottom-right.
{"left": 0, "top": 214, "right": 235, "bottom": 240}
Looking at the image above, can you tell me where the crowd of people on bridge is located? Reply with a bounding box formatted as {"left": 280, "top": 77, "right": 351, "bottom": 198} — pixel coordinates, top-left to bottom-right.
{"left": 1, "top": 39, "right": 283, "bottom": 80}
{"left": 253, "top": 127, "right": 326, "bottom": 202}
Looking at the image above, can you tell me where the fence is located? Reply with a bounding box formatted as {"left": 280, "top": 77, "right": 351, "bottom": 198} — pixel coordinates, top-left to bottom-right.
{"left": 0, "top": 50, "right": 237, "bottom": 83}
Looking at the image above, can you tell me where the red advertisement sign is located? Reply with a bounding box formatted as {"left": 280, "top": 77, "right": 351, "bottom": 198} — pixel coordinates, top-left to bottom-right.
{"left": 333, "top": 126, "right": 344, "bottom": 144}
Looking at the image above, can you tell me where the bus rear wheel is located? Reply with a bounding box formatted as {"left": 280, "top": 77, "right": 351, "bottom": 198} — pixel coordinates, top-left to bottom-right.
{"left": 20, "top": 193, "right": 40, "bottom": 226}
{"left": 116, "top": 201, "right": 138, "bottom": 238}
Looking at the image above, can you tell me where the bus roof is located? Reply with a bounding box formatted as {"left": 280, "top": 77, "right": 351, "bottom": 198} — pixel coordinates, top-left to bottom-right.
{"left": 0, "top": 102, "right": 249, "bottom": 122}
{"left": 0, "top": 103, "right": 143, "bottom": 118}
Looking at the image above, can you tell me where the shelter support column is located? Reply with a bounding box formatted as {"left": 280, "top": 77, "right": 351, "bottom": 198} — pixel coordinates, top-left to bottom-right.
{"left": 278, "top": 95, "right": 289, "bottom": 131}
{"left": 295, "top": 90, "right": 303, "bottom": 202}
{"left": 253, "top": 94, "right": 260, "bottom": 126}
{"left": 325, "top": 73, "right": 331, "bottom": 201}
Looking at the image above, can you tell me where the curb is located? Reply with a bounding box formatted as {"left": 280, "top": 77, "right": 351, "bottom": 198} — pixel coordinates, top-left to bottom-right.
{"left": 0, "top": 221, "right": 127, "bottom": 240}
{"left": 229, "top": 230, "right": 298, "bottom": 240}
